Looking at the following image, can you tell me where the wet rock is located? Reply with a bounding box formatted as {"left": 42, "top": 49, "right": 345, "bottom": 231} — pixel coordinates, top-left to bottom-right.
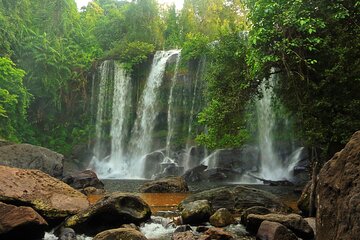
{"left": 0, "top": 143, "right": 63, "bottom": 178}
{"left": 182, "top": 164, "right": 207, "bottom": 182}
{"left": 304, "top": 217, "right": 316, "bottom": 235}
{"left": 143, "top": 150, "right": 164, "bottom": 179}
{"left": 199, "top": 227, "right": 235, "bottom": 240}
{"left": 316, "top": 131, "right": 360, "bottom": 240}
{"left": 174, "top": 225, "right": 192, "bottom": 233}
{"left": 62, "top": 170, "right": 104, "bottom": 190}
{"left": 81, "top": 186, "right": 106, "bottom": 196}
{"left": 58, "top": 227, "right": 76, "bottom": 240}
{"left": 179, "top": 186, "right": 290, "bottom": 214}
{"left": 246, "top": 213, "right": 313, "bottom": 239}
{"left": 209, "top": 208, "right": 235, "bottom": 227}
{"left": 297, "top": 181, "right": 315, "bottom": 216}
{"left": 173, "top": 231, "right": 195, "bottom": 240}
{"left": 65, "top": 192, "right": 151, "bottom": 236}
{"left": 187, "top": 146, "right": 207, "bottom": 169}
{"left": 0, "top": 165, "right": 89, "bottom": 220}
{"left": 240, "top": 206, "right": 272, "bottom": 225}
{"left": 0, "top": 202, "right": 48, "bottom": 240}
{"left": 202, "top": 167, "right": 242, "bottom": 182}
{"left": 139, "top": 176, "right": 189, "bottom": 193}
{"left": 121, "top": 223, "right": 140, "bottom": 231}
{"left": 181, "top": 200, "right": 213, "bottom": 225}
{"left": 93, "top": 228, "right": 147, "bottom": 240}
{"left": 196, "top": 226, "right": 209, "bottom": 233}
{"left": 256, "top": 220, "right": 298, "bottom": 240}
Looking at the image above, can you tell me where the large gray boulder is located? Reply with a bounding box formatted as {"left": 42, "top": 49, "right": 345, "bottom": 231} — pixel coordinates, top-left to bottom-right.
{"left": 65, "top": 193, "right": 151, "bottom": 236}
{"left": 316, "top": 131, "right": 360, "bottom": 240}
{"left": 179, "top": 186, "right": 291, "bottom": 214}
{"left": 62, "top": 170, "right": 104, "bottom": 190}
{"left": 0, "top": 143, "right": 63, "bottom": 178}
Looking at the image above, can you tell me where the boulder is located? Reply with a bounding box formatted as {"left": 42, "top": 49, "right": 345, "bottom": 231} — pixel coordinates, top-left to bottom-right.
{"left": 172, "top": 231, "right": 195, "bottom": 240}
{"left": 246, "top": 213, "right": 313, "bottom": 239}
{"left": 0, "top": 143, "right": 63, "bottom": 178}
{"left": 142, "top": 150, "right": 164, "bottom": 179}
{"left": 0, "top": 202, "right": 48, "bottom": 240}
{"left": 256, "top": 220, "right": 298, "bottom": 240}
{"left": 297, "top": 181, "right": 315, "bottom": 216}
{"left": 240, "top": 206, "right": 272, "bottom": 225}
{"left": 202, "top": 167, "right": 242, "bottom": 182}
{"left": 186, "top": 146, "right": 207, "bottom": 169}
{"left": 174, "top": 225, "right": 192, "bottom": 233}
{"left": 209, "top": 208, "right": 234, "bottom": 227}
{"left": 62, "top": 170, "right": 104, "bottom": 190}
{"left": 304, "top": 217, "right": 316, "bottom": 235}
{"left": 181, "top": 200, "right": 213, "bottom": 225}
{"left": 93, "top": 228, "right": 147, "bottom": 240}
{"left": 182, "top": 164, "right": 207, "bottom": 182}
{"left": 0, "top": 165, "right": 89, "bottom": 219}
{"left": 139, "top": 176, "right": 189, "bottom": 193}
{"left": 199, "top": 227, "right": 235, "bottom": 240}
{"left": 179, "top": 186, "right": 290, "bottom": 214}
{"left": 316, "top": 131, "right": 360, "bottom": 240}
{"left": 65, "top": 193, "right": 151, "bottom": 236}
{"left": 57, "top": 227, "right": 76, "bottom": 240}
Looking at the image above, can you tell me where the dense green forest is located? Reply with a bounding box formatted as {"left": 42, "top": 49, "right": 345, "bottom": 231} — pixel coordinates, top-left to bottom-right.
{"left": 0, "top": 0, "right": 359, "bottom": 162}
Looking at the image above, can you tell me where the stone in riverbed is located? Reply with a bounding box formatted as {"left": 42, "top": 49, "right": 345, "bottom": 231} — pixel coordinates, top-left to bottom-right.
{"left": 0, "top": 202, "right": 48, "bottom": 240}
{"left": 297, "top": 181, "right": 315, "bottom": 216}
{"left": 0, "top": 143, "right": 63, "bottom": 178}
{"left": 209, "top": 208, "right": 235, "bottom": 227}
{"left": 256, "top": 220, "right": 298, "bottom": 240}
{"left": 316, "top": 131, "right": 360, "bottom": 240}
{"left": 93, "top": 228, "right": 147, "bottom": 240}
{"left": 65, "top": 192, "right": 151, "bottom": 236}
{"left": 240, "top": 206, "right": 272, "bottom": 225}
{"left": 199, "top": 227, "right": 235, "bottom": 240}
{"left": 172, "top": 231, "right": 195, "bottom": 240}
{"left": 62, "top": 170, "right": 104, "bottom": 190}
{"left": 181, "top": 200, "right": 213, "bottom": 225}
{"left": 246, "top": 213, "right": 313, "bottom": 239}
{"left": 0, "top": 165, "right": 89, "bottom": 220}
{"left": 179, "top": 186, "right": 291, "bottom": 214}
{"left": 57, "top": 227, "right": 76, "bottom": 240}
{"left": 139, "top": 176, "right": 189, "bottom": 193}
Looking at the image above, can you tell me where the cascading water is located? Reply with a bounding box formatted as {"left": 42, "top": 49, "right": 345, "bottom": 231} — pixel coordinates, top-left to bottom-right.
{"left": 165, "top": 53, "right": 181, "bottom": 158}
{"left": 90, "top": 62, "right": 132, "bottom": 178}
{"left": 256, "top": 73, "right": 301, "bottom": 180}
{"left": 128, "top": 50, "right": 181, "bottom": 177}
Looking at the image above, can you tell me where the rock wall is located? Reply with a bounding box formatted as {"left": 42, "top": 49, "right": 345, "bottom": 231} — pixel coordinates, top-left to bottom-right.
{"left": 316, "top": 131, "right": 360, "bottom": 240}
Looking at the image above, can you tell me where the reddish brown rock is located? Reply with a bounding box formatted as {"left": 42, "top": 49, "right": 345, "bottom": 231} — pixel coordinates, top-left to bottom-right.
{"left": 0, "top": 165, "right": 89, "bottom": 219}
{"left": 246, "top": 213, "right": 313, "bottom": 239}
{"left": 0, "top": 202, "right": 48, "bottom": 240}
{"left": 139, "top": 176, "right": 189, "bottom": 193}
{"left": 256, "top": 220, "right": 297, "bottom": 240}
{"left": 317, "top": 131, "right": 360, "bottom": 240}
{"left": 199, "top": 227, "right": 235, "bottom": 240}
{"left": 173, "top": 231, "right": 195, "bottom": 240}
{"left": 93, "top": 228, "right": 147, "bottom": 240}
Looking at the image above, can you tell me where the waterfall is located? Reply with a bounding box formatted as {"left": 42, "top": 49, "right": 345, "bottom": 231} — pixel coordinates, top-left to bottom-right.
{"left": 128, "top": 50, "right": 181, "bottom": 177}
{"left": 256, "top": 72, "right": 300, "bottom": 180}
{"left": 90, "top": 61, "right": 132, "bottom": 178}
{"left": 165, "top": 53, "right": 181, "bottom": 158}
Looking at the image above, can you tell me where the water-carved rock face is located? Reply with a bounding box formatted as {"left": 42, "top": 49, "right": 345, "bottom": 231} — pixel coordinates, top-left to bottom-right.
{"left": 316, "top": 131, "right": 360, "bottom": 240}
{"left": 0, "top": 165, "right": 89, "bottom": 220}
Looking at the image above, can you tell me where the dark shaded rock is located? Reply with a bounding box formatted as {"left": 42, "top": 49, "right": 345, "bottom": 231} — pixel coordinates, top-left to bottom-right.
{"left": 0, "top": 165, "right": 89, "bottom": 220}
{"left": 65, "top": 192, "right": 151, "bottom": 236}
{"left": 256, "top": 220, "right": 298, "bottom": 240}
{"left": 139, "top": 176, "right": 188, "bottom": 193}
{"left": 182, "top": 164, "right": 208, "bottom": 182}
{"left": 179, "top": 186, "right": 291, "bottom": 214}
{"left": 93, "top": 228, "right": 147, "bottom": 240}
{"left": 202, "top": 168, "right": 242, "bottom": 182}
{"left": 209, "top": 208, "right": 234, "bottom": 227}
{"left": 196, "top": 226, "right": 209, "bottom": 233}
{"left": 316, "top": 131, "right": 360, "bottom": 240}
{"left": 187, "top": 146, "right": 207, "bottom": 169}
{"left": 181, "top": 200, "right": 213, "bottom": 225}
{"left": 58, "top": 227, "right": 76, "bottom": 240}
{"left": 297, "top": 181, "right": 315, "bottom": 216}
{"left": 246, "top": 213, "right": 313, "bottom": 239}
{"left": 173, "top": 231, "right": 195, "bottom": 240}
{"left": 0, "top": 202, "right": 48, "bottom": 240}
{"left": 62, "top": 170, "right": 104, "bottom": 190}
{"left": 174, "top": 225, "right": 192, "bottom": 233}
{"left": 0, "top": 143, "right": 63, "bottom": 178}
{"left": 240, "top": 206, "right": 272, "bottom": 225}
{"left": 143, "top": 150, "right": 164, "bottom": 179}
{"left": 199, "top": 227, "right": 235, "bottom": 240}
